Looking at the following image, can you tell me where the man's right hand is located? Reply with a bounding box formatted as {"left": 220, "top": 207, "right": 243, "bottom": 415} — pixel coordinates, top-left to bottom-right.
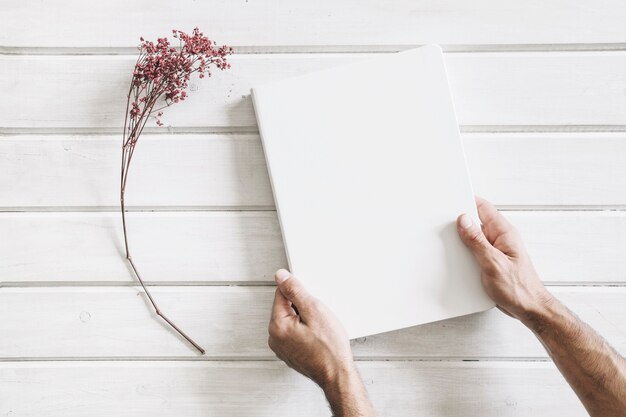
{"left": 455, "top": 197, "right": 554, "bottom": 321}
{"left": 457, "top": 197, "right": 626, "bottom": 417}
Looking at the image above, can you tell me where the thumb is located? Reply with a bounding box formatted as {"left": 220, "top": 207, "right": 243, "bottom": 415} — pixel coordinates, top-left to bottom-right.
{"left": 457, "top": 213, "right": 496, "bottom": 266}
{"left": 274, "top": 269, "right": 314, "bottom": 316}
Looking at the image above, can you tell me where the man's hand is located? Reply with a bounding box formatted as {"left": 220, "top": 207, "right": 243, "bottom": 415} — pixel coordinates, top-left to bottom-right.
{"left": 456, "top": 196, "right": 553, "bottom": 321}
{"left": 268, "top": 269, "right": 376, "bottom": 417}
{"left": 268, "top": 268, "right": 353, "bottom": 386}
{"left": 457, "top": 197, "right": 626, "bottom": 416}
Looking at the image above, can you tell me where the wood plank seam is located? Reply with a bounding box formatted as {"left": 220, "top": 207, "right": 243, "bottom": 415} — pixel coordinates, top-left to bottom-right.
{"left": 0, "top": 282, "right": 625, "bottom": 288}
{"left": 2, "top": 206, "right": 626, "bottom": 212}
{"left": 0, "top": 357, "right": 558, "bottom": 362}
{"left": 5, "top": 124, "right": 626, "bottom": 135}
{"left": 2, "top": 43, "right": 626, "bottom": 55}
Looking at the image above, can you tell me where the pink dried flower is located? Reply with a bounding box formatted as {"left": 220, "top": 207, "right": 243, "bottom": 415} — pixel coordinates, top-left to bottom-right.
{"left": 124, "top": 26, "right": 233, "bottom": 134}
{"left": 119, "top": 28, "right": 233, "bottom": 355}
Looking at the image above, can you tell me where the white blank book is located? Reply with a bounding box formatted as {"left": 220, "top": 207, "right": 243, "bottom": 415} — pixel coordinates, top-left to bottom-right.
{"left": 252, "top": 45, "right": 494, "bottom": 339}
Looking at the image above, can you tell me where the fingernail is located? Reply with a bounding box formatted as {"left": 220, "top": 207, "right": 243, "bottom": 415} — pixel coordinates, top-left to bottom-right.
{"left": 459, "top": 214, "right": 474, "bottom": 229}
{"left": 275, "top": 269, "right": 291, "bottom": 283}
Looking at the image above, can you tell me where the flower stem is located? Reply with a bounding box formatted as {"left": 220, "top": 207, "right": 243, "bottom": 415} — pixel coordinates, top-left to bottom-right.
{"left": 120, "top": 110, "right": 205, "bottom": 355}
{"left": 127, "top": 253, "right": 206, "bottom": 355}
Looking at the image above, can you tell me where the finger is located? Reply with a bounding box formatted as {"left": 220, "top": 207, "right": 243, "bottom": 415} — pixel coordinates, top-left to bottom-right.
{"left": 457, "top": 213, "right": 498, "bottom": 267}
{"left": 274, "top": 269, "right": 314, "bottom": 317}
{"left": 271, "top": 287, "right": 296, "bottom": 321}
{"left": 475, "top": 196, "right": 515, "bottom": 243}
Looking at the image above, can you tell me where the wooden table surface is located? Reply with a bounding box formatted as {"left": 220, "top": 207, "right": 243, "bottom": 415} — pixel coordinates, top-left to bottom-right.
{"left": 1, "top": 1, "right": 626, "bottom": 416}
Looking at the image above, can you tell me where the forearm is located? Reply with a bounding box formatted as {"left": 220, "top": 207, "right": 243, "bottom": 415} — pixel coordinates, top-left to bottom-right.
{"left": 522, "top": 295, "right": 626, "bottom": 416}
{"left": 321, "top": 364, "right": 377, "bottom": 417}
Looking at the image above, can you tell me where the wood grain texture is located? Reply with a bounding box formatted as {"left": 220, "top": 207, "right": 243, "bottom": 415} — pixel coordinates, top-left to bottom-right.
{"left": 463, "top": 132, "right": 626, "bottom": 206}
{"left": 2, "top": 52, "right": 626, "bottom": 128}
{"left": 0, "top": 286, "right": 624, "bottom": 359}
{"left": 3, "top": 133, "right": 626, "bottom": 208}
{"left": 0, "top": 361, "right": 586, "bottom": 417}
{"left": 1, "top": 0, "right": 625, "bottom": 48}
{"left": 1, "top": 211, "right": 625, "bottom": 284}
{"left": 0, "top": 134, "right": 273, "bottom": 208}
{"left": 0, "top": 211, "right": 285, "bottom": 283}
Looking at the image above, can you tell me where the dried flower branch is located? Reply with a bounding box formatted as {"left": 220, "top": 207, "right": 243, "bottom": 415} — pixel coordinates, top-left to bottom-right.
{"left": 121, "top": 28, "right": 233, "bottom": 354}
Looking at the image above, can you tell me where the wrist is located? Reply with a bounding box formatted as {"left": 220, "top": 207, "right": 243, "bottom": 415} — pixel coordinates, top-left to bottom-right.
{"left": 519, "top": 291, "right": 561, "bottom": 331}
{"left": 320, "top": 362, "right": 359, "bottom": 395}
{"left": 321, "top": 363, "right": 376, "bottom": 417}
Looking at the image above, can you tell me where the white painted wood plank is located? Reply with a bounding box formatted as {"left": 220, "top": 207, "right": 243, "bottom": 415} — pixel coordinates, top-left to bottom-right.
{"left": 0, "top": 211, "right": 286, "bottom": 283}
{"left": 2, "top": 133, "right": 626, "bottom": 208}
{"left": 508, "top": 211, "right": 626, "bottom": 283}
{"left": 2, "top": 53, "right": 626, "bottom": 128}
{"left": 464, "top": 132, "right": 626, "bottom": 206}
{"left": 0, "top": 361, "right": 585, "bottom": 417}
{"left": 1, "top": 211, "right": 624, "bottom": 284}
{"left": 0, "top": 287, "right": 623, "bottom": 359}
{"left": 1, "top": 0, "right": 625, "bottom": 48}
{"left": 0, "top": 134, "right": 274, "bottom": 208}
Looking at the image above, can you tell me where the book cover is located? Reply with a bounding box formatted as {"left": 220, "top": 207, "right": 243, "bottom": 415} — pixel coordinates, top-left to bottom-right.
{"left": 252, "top": 45, "right": 494, "bottom": 338}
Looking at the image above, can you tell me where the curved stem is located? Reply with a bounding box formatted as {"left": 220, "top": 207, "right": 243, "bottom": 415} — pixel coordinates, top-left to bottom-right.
{"left": 127, "top": 256, "right": 206, "bottom": 355}
{"left": 121, "top": 90, "right": 205, "bottom": 355}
